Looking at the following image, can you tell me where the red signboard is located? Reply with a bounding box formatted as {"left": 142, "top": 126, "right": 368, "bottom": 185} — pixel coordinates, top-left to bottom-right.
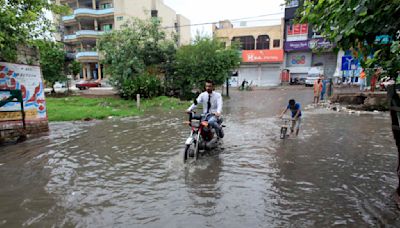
{"left": 301, "top": 24, "right": 308, "bottom": 34}
{"left": 287, "top": 23, "right": 308, "bottom": 36}
{"left": 242, "top": 50, "right": 284, "bottom": 63}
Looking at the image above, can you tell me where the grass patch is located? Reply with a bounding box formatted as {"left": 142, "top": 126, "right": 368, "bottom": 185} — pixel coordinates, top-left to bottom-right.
{"left": 46, "top": 96, "right": 189, "bottom": 122}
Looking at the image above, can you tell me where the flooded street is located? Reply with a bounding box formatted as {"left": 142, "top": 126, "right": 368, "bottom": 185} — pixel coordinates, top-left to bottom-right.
{"left": 1, "top": 87, "right": 400, "bottom": 227}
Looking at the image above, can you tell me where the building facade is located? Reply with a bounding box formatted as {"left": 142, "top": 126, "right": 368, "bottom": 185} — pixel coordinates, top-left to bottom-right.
{"left": 283, "top": 0, "right": 337, "bottom": 80}
{"left": 213, "top": 20, "right": 284, "bottom": 86}
{"left": 56, "top": 0, "right": 191, "bottom": 80}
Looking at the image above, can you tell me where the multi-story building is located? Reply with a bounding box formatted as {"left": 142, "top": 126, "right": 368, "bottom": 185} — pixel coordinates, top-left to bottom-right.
{"left": 56, "top": 0, "right": 191, "bottom": 80}
{"left": 213, "top": 20, "right": 284, "bottom": 86}
{"left": 283, "top": 0, "right": 337, "bottom": 81}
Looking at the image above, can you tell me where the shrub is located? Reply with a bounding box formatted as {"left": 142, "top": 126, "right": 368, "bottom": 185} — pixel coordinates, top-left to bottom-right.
{"left": 117, "top": 72, "right": 163, "bottom": 99}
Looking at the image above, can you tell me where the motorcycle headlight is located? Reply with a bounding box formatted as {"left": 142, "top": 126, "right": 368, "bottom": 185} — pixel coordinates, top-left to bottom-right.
{"left": 191, "top": 119, "right": 200, "bottom": 127}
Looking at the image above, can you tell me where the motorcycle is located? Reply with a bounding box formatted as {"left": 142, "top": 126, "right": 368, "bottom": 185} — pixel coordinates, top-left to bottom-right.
{"left": 183, "top": 111, "right": 223, "bottom": 163}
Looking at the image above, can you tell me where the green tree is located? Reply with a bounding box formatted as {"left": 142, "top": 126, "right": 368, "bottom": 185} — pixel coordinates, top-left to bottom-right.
{"left": 68, "top": 61, "right": 81, "bottom": 78}
{"left": 294, "top": 0, "right": 400, "bottom": 77}
{"left": 98, "top": 18, "right": 176, "bottom": 99}
{"left": 0, "top": 0, "right": 67, "bottom": 62}
{"left": 35, "top": 40, "right": 67, "bottom": 93}
{"left": 292, "top": 0, "right": 400, "bottom": 198}
{"left": 174, "top": 37, "right": 241, "bottom": 97}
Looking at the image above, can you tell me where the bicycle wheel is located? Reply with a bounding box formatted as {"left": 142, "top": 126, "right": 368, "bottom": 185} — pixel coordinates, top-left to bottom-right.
{"left": 280, "top": 127, "right": 287, "bottom": 139}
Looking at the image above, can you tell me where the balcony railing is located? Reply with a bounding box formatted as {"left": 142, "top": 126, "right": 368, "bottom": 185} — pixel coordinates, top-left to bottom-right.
{"left": 62, "top": 8, "right": 114, "bottom": 21}
{"left": 64, "top": 30, "right": 106, "bottom": 41}
{"left": 64, "top": 34, "right": 77, "bottom": 40}
{"left": 76, "top": 52, "right": 99, "bottom": 59}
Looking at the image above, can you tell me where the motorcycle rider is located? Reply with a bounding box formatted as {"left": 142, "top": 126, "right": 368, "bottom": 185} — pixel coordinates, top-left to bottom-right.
{"left": 186, "top": 80, "right": 224, "bottom": 138}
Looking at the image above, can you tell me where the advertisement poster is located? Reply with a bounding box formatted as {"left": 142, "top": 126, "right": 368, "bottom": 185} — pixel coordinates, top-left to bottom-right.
{"left": 0, "top": 62, "right": 47, "bottom": 122}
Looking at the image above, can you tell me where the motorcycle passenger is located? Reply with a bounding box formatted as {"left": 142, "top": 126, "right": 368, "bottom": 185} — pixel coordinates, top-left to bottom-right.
{"left": 187, "top": 80, "right": 224, "bottom": 138}
{"left": 279, "top": 99, "right": 302, "bottom": 136}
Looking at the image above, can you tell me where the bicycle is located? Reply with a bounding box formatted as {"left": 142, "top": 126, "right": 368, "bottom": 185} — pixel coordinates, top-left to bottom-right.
{"left": 238, "top": 80, "right": 254, "bottom": 91}
{"left": 280, "top": 117, "right": 293, "bottom": 139}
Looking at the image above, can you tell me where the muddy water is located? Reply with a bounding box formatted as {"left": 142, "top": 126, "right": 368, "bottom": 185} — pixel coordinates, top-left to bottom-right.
{"left": 1, "top": 87, "right": 400, "bottom": 227}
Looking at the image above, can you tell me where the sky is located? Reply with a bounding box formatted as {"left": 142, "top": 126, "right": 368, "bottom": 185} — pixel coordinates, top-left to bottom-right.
{"left": 163, "top": 0, "right": 286, "bottom": 37}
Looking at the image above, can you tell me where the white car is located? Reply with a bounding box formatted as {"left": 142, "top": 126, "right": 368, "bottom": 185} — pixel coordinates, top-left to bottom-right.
{"left": 53, "top": 81, "right": 66, "bottom": 88}
{"left": 305, "top": 75, "right": 320, "bottom": 87}
{"left": 305, "top": 67, "right": 324, "bottom": 87}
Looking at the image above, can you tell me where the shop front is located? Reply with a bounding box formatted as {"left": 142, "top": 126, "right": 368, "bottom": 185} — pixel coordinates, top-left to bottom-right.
{"left": 239, "top": 50, "right": 284, "bottom": 86}
{"left": 284, "top": 40, "right": 311, "bottom": 81}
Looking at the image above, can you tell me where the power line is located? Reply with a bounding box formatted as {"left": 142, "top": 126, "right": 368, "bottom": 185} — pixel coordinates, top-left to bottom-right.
{"left": 229, "top": 12, "right": 283, "bottom": 22}
{"left": 231, "top": 18, "right": 282, "bottom": 23}
{"left": 162, "top": 11, "right": 284, "bottom": 29}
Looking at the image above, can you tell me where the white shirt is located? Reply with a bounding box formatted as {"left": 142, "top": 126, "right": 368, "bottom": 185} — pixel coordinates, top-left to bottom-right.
{"left": 187, "top": 91, "right": 223, "bottom": 114}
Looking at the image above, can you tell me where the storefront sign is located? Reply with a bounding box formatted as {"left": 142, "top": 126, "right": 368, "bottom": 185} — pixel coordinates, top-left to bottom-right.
{"left": 0, "top": 62, "right": 47, "bottom": 122}
{"left": 242, "top": 50, "right": 284, "bottom": 63}
{"left": 285, "top": 38, "right": 334, "bottom": 52}
{"left": 309, "top": 38, "right": 333, "bottom": 50}
{"left": 284, "top": 40, "right": 309, "bottom": 52}
{"left": 287, "top": 52, "right": 312, "bottom": 67}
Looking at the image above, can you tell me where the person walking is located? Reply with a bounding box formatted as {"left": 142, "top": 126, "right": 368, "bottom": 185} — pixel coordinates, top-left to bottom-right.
{"left": 370, "top": 68, "right": 380, "bottom": 92}
{"left": 359, "top": 69, "right": 366, "bottom": 91}
{"left": 320, "top": 75, "right": 327, "bottom": 101}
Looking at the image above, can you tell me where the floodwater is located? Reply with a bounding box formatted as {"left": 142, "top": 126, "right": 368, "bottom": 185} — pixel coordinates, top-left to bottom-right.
{"left": 1, "top": 87, "right": 400, "bottom": 227}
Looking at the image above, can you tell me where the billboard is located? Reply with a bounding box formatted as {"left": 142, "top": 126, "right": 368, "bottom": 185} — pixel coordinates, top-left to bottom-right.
{"left": 0, "top": 62, "right": 47, "bottom": 123}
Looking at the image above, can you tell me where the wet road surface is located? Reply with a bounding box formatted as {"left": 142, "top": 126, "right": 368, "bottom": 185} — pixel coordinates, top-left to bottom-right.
{"left": 1, "top": 87, "right": 400, "bottom": 227}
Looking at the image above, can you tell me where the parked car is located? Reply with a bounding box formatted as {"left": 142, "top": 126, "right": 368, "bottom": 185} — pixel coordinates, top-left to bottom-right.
{"left": 305, "top": 67, "right": 324, "bottom": 87}
{"left": 75, "top": 80, "right": 101, "bottom": 90}
{"left": 53, "top": 81, "right": 66, "bottom": 89}
{"left": 305, "top": 76, "right": 320, "bottom": 87}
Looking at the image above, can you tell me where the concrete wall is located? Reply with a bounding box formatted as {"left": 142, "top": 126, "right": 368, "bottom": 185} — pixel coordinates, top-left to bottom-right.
{"left": 113, "top": 0, "right": 151, "bottom": 29}
{"left": 113, "top": 0, "right": 190, "bottom": 44}
{"left": 177, "top": 14, "right": 191, "bottom": 45}
{"left": 155, "top": 0, "right": 178, "bottom": 39}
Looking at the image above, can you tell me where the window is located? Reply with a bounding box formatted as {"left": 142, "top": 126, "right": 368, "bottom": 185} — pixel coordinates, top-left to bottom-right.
{"left": 273, "top": 39, "right": 280, "bottom": 48}
{"left": 174, "top": 22, "right": 179, "bottom": 33}
{"left": 117, "top": 16, "right": 123, "bottom": 21}
{"left": 100, "top": 3, "right": 112, "bottom": 9}
{"left": 232, "top": 36, "right": 255, "bottom": 50}
{"left": 256, "top": 35, "right": 270, "bottom": 50}
{"left": 151, "top": 10, "right": 158, "bottom": 18}
{"left": 102, "top": 24, "right": 113, "bottom": 32}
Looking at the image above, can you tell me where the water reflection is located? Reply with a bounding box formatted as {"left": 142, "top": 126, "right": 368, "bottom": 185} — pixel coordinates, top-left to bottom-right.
{"left": 184, "top": 152, "right": 223, "bottom": 212}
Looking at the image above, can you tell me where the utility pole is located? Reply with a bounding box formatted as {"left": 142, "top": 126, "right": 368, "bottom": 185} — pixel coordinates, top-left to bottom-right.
{"left": 226, "top": 76, "right": 229, "bottom": 97}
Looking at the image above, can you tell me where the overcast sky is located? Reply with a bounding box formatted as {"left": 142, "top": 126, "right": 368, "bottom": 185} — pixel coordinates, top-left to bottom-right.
{"left": 163, "top": 0, "right": 286, "bottom": 37}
